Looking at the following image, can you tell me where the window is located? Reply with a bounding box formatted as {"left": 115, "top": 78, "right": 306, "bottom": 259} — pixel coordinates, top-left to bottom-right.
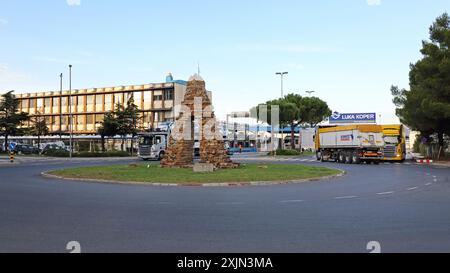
{"left": 21, "top": 99, "right": 29, "bottom": 109}
{"left": 37, "top": 98, "right": 43, "bottom": 109}
{"left": 61, "top": 97, "right": 68, "bottom": 106}
{"left": 52, "top": 97, "right": 59, "bottom": 107}
{"left": 114, "top": 93, "right": 123, "bottom": 105}
{"left": 153, "top": 94, "right": 163, "bottom": 101}
{"left": 134, "top": 91, "right": 142, "bottom": 105}
{"left": 77, "top": 115, "right": 84, "bottom": 125}
{"left": 164, "top": 89, "right": 174, "bottom": 100}
{"left": 44, "top": 97, "right": 51, "bottom": 107}
{"left": 86, "top": 114, "right": 94, "bottom": 124}
{"left": 77, "top": 96, "right": 85, "bottom": 106}
{"left": 86, "top": 95, "right": 94, "bottom": 105}
{"left": 105, "top": 94, "right": 112, "bottom": 104}
{"left": 29, "top": 99, "right": 35, "bottom": 108}
{"left": 95, "top": 114, "right": 104, "bottom": 124}
{"left": 95, "top": 94, "right": 103, "bottom": 105}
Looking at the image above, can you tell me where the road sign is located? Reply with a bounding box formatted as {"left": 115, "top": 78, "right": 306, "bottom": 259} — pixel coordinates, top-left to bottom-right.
{"left": 329, "top": 112, "right": 376, "bottom": 124}
{"left": 9, "top": 142, "right": 17, "bottom": 151}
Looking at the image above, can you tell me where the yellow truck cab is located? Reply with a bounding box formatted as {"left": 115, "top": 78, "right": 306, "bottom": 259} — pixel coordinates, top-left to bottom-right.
{"left": 381, "top": 124, "right": 406, "bottom": 162}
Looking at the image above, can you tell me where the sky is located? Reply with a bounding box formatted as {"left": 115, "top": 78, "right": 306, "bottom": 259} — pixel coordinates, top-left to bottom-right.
{"left": 0, "top": 0, "right": 449, "bottom": 123}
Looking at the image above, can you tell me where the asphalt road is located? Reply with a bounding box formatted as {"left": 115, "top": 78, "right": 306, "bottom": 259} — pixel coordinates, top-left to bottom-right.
{"left": 0, "top": 154, "right": 449, "bottom": 253}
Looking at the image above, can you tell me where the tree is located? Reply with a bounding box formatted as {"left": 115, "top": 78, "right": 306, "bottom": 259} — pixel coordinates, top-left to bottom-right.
{"left": 97, "top": 112, "right": 118, "bottom": 152}
{"left": 0, "top": 91, "right": 29, "bottom": 151}
{"left": 391, "top": 13, "right": 450, "bottom": 158}
{"left": 29, "top": 111, "right": 49, "bottom": 149}
{"left": 115, "top": 99, "right": 139, "bottom": 152}
{"left": 252, "top": 93, "right": 331, "bottom": 150}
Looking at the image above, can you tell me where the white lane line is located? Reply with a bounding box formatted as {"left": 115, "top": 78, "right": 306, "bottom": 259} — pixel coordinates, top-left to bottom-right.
{"left": 432, "top": 175, "right": 437, "bottom": 178}
{"left": 216, "top": 202, "right": 245, "bottom": 205}
{"left": 334, "top": 196, "right": 358, "bottom": 200}
{"left": 279, "top": 199, "right": 304, "bottom": 203}
{"left": 425, "top": 183, "right": 432, "bottom": 186}
{"left": 433, "top": 178, "right": 438, "bottom": 182}
{"left": 407, "top": 187, "right": 418, "bottom": 191}
{"left": 377, "top": 191, "right": 395, "bottom": 195}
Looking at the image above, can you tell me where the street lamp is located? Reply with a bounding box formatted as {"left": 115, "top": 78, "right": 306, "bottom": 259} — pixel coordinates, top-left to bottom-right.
{"left": 59, "top": 73, "right": 63, "bottom": 142}
{"left": 275, "top": 72, "right": 288, "bottom": 98}
{"left": 69, "top": 64, "right": 73, "bottom": 158}
{"left": 306, "top": 90, "right": 315, "bottom": 96}
{"left": 275, "top": 72, "right": 288, "bottom": 152}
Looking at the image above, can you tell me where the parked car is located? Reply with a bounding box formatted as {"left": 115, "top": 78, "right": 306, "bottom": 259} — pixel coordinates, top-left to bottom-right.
{"left": 13, "top": 144, "right": 40, "bottom": 155}
{"left": 41, "top": 144, "right": 69, "bottom": 155}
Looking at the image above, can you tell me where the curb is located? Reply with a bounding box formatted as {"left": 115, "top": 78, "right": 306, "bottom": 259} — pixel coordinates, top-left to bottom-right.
{"left": 41, "top": 170, "right": 346, "bottom": 187}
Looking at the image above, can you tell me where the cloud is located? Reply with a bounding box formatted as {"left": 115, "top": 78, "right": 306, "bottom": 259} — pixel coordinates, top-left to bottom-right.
{"left": 367, "top": 0, "right": 381, "bottom": 6}
{"left": 236, "top": 44, "right": 335, "bottom": 53}
{"left": 66, "top": 0, "right": 81, "bottom": 6}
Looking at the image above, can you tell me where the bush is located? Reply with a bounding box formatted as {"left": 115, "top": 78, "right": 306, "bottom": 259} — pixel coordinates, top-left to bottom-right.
{"left": 267, "top": 149, "right": 302, "bottom": 156}
{"left": 44, "top": 149, "right": 70, "bottom": 157}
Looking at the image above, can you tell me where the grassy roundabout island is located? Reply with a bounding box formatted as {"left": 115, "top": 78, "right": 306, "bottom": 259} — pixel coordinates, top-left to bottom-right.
{"left": 48, "top": 163, "right": 343, "bottom": 185}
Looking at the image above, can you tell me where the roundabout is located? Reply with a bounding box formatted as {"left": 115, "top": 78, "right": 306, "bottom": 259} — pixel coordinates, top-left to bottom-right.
{"left": 44, "top": 163, "right": 344, "bottom": 187}
{"left": 0, "top": 154, "right": 449, "bottom": 252}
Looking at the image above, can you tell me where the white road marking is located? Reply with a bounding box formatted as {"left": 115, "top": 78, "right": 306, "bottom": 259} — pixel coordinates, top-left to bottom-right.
{"left": 433, "top": 179, "right": 437, "bottom": 182}
{"left": 432, "top": 175, "right": 437, "bottom": 178}
{"left": 407, "top": 187, "right": 418, "bottom": 191}
{"left": 425, "top": 183, "right": 432, "bottom": 186}
{"left": 216, "top": 202, "right": 245, "bottom": 205}
{"left": 279, "top": 199, "right": 304, "bottom": 203}
{"left": 334, "top": 196, "right": 358, "bottom": 200}
{"left": 377, "top": 191, "right": 395, "bottom": 195}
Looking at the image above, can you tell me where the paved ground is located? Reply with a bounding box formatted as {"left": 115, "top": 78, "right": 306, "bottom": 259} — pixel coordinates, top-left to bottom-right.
{"left": 0, "top": 154, "right": 449, "bottom": 253}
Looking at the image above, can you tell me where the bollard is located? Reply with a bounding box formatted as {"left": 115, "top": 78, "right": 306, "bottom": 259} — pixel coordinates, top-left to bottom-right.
{"left": 9, "top": 152, "right": 14, "bottom": 163}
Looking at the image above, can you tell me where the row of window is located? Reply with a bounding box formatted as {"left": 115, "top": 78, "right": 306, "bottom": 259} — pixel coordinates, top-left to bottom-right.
{"left": 25, "top": 112, "right": 167, "bottom": 129}
{"left": 20, "top": 90, "right": 174, "bottom": 110}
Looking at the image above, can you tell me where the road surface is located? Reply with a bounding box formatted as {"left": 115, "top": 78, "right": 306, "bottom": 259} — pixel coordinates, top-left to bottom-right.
{"left": 0, "top": 154, "right": 449, "bottom": 252}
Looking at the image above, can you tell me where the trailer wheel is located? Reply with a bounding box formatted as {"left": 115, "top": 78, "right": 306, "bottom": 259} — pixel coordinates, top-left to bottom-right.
{"left": 373, "top": 160, "right": 380, "bottom": 165}
{"left": 316, "top": 151, "right": 321, "bottom": 161}
{"left": 345, "top": 152, "right": 353, "bottom": 164}
{"left": 338, "top": 152, "right": 345, "bottom": 163}
{"left": 320, "top": 152, "right": 326, "bottom": 162}
{"left": 352, "top": 153, "right": 361, "bottom": 164}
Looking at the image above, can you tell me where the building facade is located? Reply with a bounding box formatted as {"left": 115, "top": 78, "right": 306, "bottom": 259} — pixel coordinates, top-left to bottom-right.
{"left": 13, "top": 74, "right": 205, "bottom": 135}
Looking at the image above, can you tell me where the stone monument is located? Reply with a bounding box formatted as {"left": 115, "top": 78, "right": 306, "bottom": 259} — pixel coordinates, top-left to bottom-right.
{"left": 161, "top": 74, "right": 237, "bottom": 170}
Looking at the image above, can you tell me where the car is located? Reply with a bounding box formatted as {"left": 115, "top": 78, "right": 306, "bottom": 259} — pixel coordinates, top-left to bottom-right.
{"left": 41, "top": 144, "right": 69, "bottom": 154}
{"left": 13, "top": 144, "right": 40, "bottom": 155}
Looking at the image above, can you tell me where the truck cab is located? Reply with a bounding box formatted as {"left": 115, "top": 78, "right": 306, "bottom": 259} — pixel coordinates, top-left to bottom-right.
{"left": 137, "top": 132, "right": 169, "bottom": 160}
{"left": 381, "top": 125, "right": 406, "bottom": 162}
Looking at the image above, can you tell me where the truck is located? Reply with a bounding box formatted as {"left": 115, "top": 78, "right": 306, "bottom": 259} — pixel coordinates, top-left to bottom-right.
{"left": 137, "top": 131, "right": 169, "bottom": 160}
{"left": 315, "top": 124, "right": 385, "bottom": 164}
{"left": 381, "top": 124, "right": 407, "bottom": 162}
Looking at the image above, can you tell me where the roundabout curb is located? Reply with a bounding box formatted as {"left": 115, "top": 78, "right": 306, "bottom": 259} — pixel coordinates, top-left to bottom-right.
{"left": 40, "top": 170, "right": 346, "bottom": 187}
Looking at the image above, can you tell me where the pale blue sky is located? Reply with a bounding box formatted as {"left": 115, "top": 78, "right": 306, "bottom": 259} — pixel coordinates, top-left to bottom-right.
{"left": 0, "top": 0, "right": 449, "bottom": 122}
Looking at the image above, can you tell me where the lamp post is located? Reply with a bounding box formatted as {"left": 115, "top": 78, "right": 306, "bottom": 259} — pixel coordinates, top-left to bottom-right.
{"left": 59, "top": 73, "right": 63, "bottom": 142}
{"left": 306, "top": 90, "right": 315, "bottom": 96}
{"left": 69, "top": 64, "right": 73, "bottom": 158}
{"left": 275, "top": 72, "right": 288, "bottom": 152}
{"left": 275, "top": 72, "right": 288, "bottom": 98}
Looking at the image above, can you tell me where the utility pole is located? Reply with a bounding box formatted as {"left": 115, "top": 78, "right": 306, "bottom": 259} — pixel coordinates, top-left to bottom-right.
{"left": 69, "top": 65, "right": 73, "bottom": 158}
{"left": 59, "top": 73, "right": 63, "bottom": 142}
{"left": 275, "top": 72, "right": 288, "bottom": 152}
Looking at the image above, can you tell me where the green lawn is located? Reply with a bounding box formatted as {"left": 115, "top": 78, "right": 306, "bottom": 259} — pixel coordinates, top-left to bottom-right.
{"left": 49, "top": 163, "right": 342, "bottom": 184}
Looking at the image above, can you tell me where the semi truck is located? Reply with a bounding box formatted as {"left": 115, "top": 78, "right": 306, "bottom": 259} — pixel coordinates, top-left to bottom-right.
{"left": 315, "top": 125, "right": 385, "bottom": 164}
{"left": 137, "top": 131, "right": 169, "bottom": 160}
{"left": 381, "top": 124, "right": 407, "bottom": 162}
